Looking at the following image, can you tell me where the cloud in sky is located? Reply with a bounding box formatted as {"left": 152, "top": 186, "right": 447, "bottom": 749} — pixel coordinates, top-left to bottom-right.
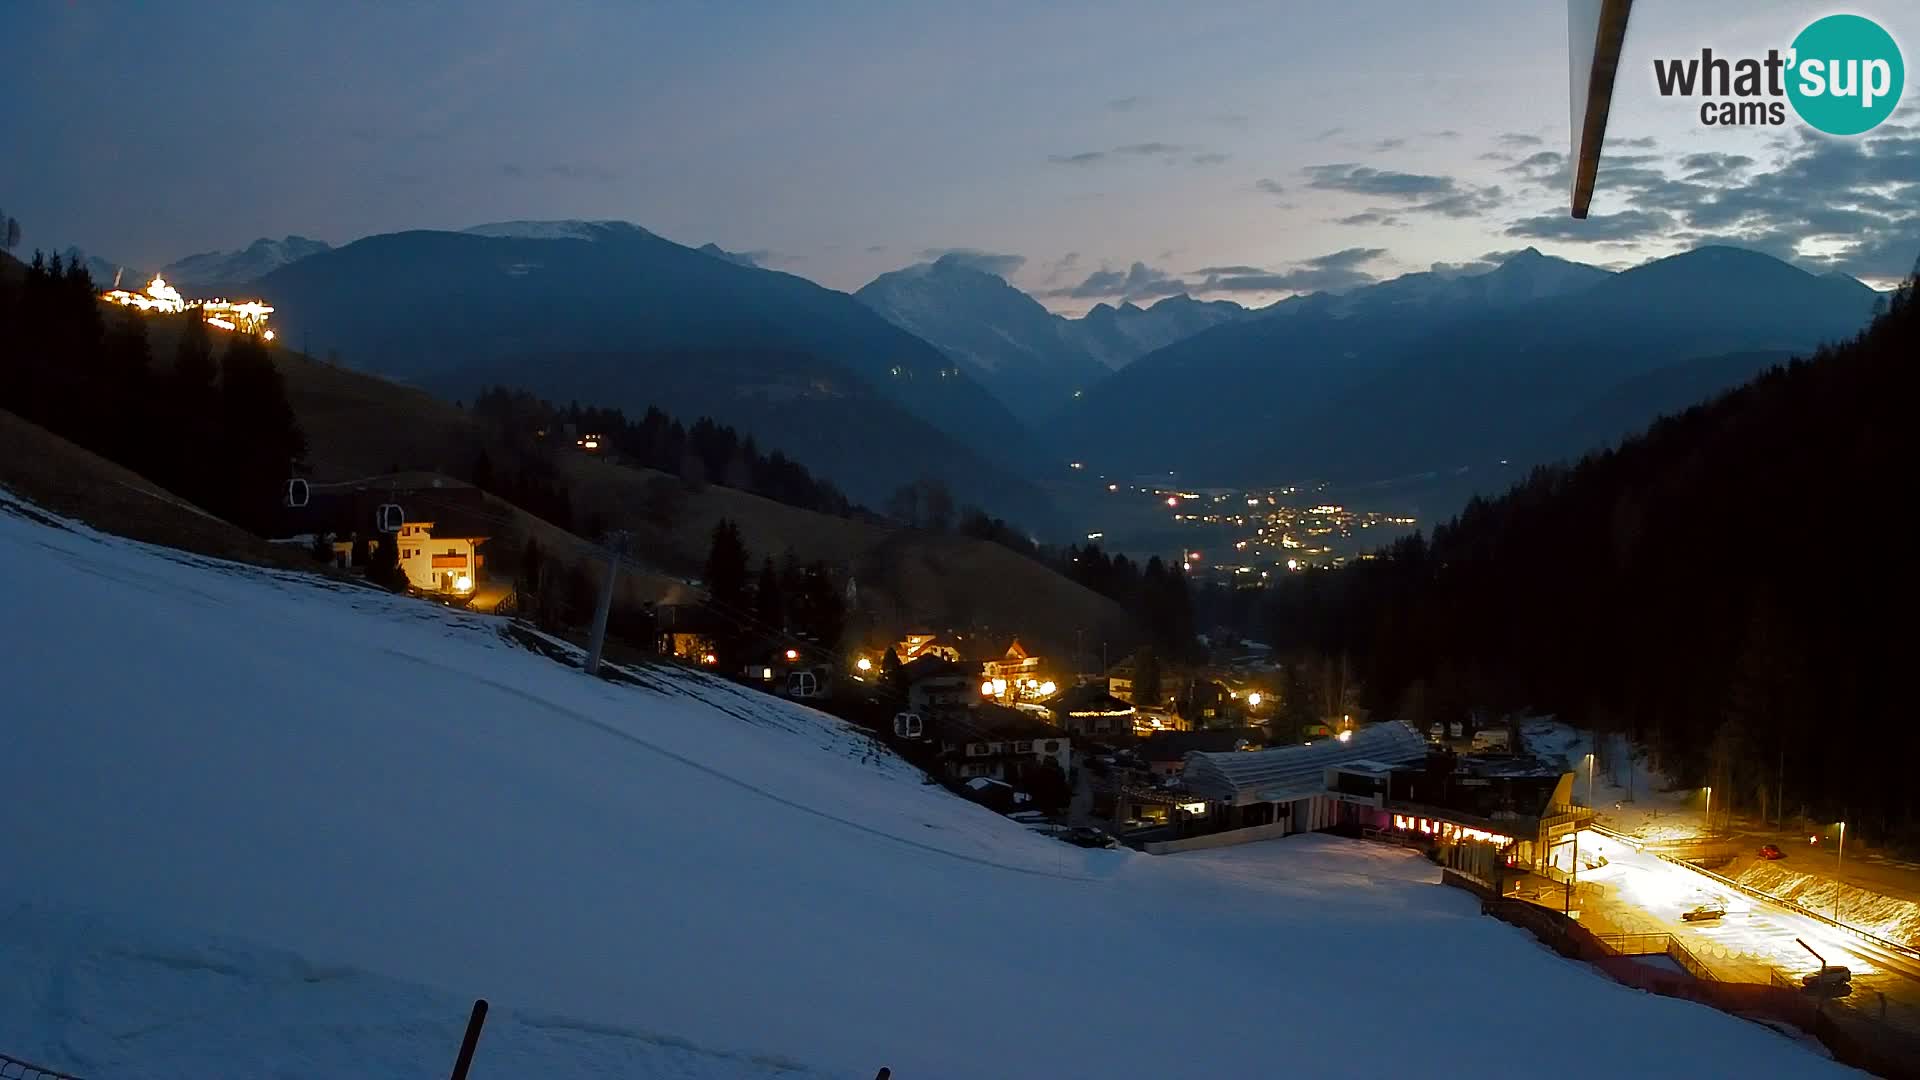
{"left": 1506, "top": 208, "right": 1679, "bottom": 241}
{"left": 920, "top": 247, "right": 1027, "bottom": 276}
{"left": 1304, "top": 163, "right": 1458, "bottom": 198}
{"left": 1049, "top": 247, "right": 1392, "bottom": 301}
{"left": 1107, "top": 96, "right": 1148, "bottom": 112}
{"left": 1488, "top": 126, "right": 1920, "bottom": 280}
{"left": 1049, "top": 141, "right": 1195, "bottom": 167}
{"left": 1048, "top": 260, "right": 1189, "bottom": 300}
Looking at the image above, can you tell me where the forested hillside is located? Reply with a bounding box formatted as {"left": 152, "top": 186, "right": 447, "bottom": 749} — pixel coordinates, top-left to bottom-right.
{"left": 1266, "top": 258, "right": 1918, "bottom": 842}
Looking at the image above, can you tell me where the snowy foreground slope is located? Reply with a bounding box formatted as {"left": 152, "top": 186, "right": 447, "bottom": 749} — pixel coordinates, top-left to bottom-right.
{"left": 0, "top": 492, "right": 1845, "bottom": 1079}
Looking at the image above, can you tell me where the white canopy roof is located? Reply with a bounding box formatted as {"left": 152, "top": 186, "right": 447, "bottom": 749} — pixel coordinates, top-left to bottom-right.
{"left": 1182, "top": 722, "right": 1429, "bottom": 806}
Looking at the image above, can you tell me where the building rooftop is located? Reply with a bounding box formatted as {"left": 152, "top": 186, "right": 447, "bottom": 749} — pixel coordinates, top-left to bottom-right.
{"left": 934, "top": 703, "right": 1062, "bottom": 744}
{"left": 1182, "top": 721, "right": 1429, "bottom": 806}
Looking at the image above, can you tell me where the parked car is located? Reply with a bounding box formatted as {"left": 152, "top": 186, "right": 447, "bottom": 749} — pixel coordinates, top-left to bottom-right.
{"left": 1064, "top": 826, "right": 1120, "bottom": 850}
{"left": 1803, "top": 966, "right": 1852, "bottom": 994}
{"left": 1681, "top": 903, "right": 1726, "bottom": 923}
{"left": 1758, "top": 844, "right": 1785, "bottom": 860}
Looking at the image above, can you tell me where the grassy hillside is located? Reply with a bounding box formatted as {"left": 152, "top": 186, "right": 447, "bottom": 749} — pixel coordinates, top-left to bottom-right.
{"left": 558, "top": 456, "right": 1138, "bottom": 653}
{"left": 231, "top": 324, "right": 1136, "bottom": 652}
{"left": 0, "top": 408, "right": 315, "bottom": 571}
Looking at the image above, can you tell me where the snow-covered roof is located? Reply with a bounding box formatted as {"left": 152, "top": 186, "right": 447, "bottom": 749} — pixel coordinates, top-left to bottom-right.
{"left": 1182, "top": 722, "right": 1429, "bottom": 806}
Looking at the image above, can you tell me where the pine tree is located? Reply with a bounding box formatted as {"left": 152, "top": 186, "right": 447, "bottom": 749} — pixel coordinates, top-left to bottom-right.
{"left": 99, "top": 314, "right": 153, "bottom": 467}
{"left": 164, "top": 311, "right": 220, "bottom": 504}
{"left": 754, "top": 557, "right": 784, "bottom": 632}
{"left": 217, "top": 333, "right": 307, "bottom": 533}
{"left": 1131, "top": 648, "right": 1162, "bottom": 707}
{"left": 368, "top": 531, "right": 407, "bottom": 592}
{"left": 703, "top": 518, "right": 750, "bottom": 612}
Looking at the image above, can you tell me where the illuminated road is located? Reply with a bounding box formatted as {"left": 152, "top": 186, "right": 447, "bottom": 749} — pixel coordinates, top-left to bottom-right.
{"left": 1575, "top": 830, "right": 1920, "bottom": 1030}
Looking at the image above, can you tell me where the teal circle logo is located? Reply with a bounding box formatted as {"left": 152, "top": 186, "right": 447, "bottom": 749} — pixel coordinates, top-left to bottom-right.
{"left": 1787, "top": 14, "right": 1904, "bottom": 135}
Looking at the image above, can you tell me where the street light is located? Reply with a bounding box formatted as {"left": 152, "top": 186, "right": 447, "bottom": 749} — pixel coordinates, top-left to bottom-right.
{"left": 1835, "top": 821, "right": 1848, "bottom": 922}
{"left": 1585, "top": 752, "right": 1596, "bottom": 809}
{"left": 1246, "top": 692, "right": 1262, "bottom": 708}
{"left": 1703, "top": 786, "right": 1712, "bottom": 836}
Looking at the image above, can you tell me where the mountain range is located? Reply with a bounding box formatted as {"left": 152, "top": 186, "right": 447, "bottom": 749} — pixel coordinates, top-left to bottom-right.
{"left": 1052, "top": 246, "right": 1880, "bottom": 485}
{"left": 245, "top": 221, "right": 1052, "bottom": 522}
{"left": 163, "top": 236, "right": 332, "bottom": 291}
{"left": 131, "top": 219, "right": 1885, "bottom": 536}
{"left": 855, "top": 254, "right": 1247, "bottom": 423}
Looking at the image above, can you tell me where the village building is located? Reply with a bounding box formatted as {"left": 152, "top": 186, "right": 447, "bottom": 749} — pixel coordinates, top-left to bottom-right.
{"left": 893, "top": 630, "right": 960, "bottom": 663}
{"left": 927, "top": 704, "right": 1071, "bottom": 784}
{"left": 1045, "top": 684, "right": 1137, "bottom": 738}
{"left": 1138, "top": 728, "right": 1267, "bottom": 777}
{"left": 900, "top": 656, "right": 978, "bottom": 723}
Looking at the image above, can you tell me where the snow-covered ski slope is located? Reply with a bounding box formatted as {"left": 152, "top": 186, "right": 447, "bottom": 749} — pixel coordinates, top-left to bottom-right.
{"left": 0, "top": 490, "right": 1846, "bottom": 1078}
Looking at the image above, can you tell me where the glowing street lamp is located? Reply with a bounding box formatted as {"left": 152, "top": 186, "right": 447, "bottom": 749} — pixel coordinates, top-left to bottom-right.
{"left": 1836, "top": 821, "right": 1848, "bottom": 921}
{"left": 1585, "top": 752, "right": 1596, "bottom": 808}
{"left": 1246, "top": 691, "right": 1262, "bottom": 708}
{"left": 856, "top": 657, "right": 872, "bottom": 672}
{"left": 1703, "top": 786, "right": 1712, "bottom": 836}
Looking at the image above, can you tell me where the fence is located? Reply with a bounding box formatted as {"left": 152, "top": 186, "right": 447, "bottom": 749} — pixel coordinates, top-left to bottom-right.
{"left": 1471, "top": 886, "right": 1920, "bottom": 1078}
{"left": 1590, "top": 823, "right": 1920, "bottom": 963}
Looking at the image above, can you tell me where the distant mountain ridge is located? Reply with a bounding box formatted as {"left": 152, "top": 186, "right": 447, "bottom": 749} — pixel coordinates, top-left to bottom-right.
{"left": 855, "top": 254, "right": 1248, "bottom": 423}
{"left": 246, "top": 221, "right": 1053, "bottom": 523}
{"left": 163, "top": 236, "right": 331, "bottom": 290}
{"left": 1055, "top": 245, "right": 1880, "bottom": 485}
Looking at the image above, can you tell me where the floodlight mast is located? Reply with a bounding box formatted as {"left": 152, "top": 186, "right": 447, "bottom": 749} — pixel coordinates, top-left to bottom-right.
{"left": 1568, "top": 0, "right": 1636, "bottom": 218}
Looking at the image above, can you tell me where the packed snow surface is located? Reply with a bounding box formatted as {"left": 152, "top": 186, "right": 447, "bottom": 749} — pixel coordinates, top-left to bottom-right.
{"left": 0, "top": 491, "right": 1847, "bottom": 1078}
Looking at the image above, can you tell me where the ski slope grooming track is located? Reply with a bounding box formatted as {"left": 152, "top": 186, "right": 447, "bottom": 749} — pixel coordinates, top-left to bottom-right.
{"left": 0, "top": 487, "right": 1857, "bottom": 1079}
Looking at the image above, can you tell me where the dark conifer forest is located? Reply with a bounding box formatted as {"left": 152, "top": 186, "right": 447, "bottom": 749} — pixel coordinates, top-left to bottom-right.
{"left": 1264, "top": 259, "right": 1918, "bottom": 842}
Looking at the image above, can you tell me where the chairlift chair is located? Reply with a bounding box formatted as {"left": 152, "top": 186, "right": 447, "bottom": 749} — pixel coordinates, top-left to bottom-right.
{"left": 376, "top": 503, "right": 405, "bottom": 534}
{"left": 786, "top": 669, "right": 820, "bottom": 699}
{"left": 893, "top": 711, "right": 924, "bottom": 739}
{"left": 284, "top": 477, "right": 310, "bottom": 508}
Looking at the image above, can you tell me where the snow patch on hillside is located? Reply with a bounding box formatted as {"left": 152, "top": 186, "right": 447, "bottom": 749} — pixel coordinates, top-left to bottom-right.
{"left": 1737, "top": 863, "right": 1920, "bottom": 947}
{"left": 463, "top": 219, "right": 648, "bottom": 242}
{"left": 0, "top": 490, "right": 1851, "bottom": 1079}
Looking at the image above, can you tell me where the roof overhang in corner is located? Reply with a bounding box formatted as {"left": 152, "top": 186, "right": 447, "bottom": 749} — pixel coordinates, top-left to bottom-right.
{"left": 1569, "top": 0, "right": 1636, "bottom": 218}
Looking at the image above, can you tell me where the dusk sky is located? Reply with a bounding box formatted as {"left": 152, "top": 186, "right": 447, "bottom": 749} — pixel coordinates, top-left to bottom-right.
{"left": 7, "top": 1, "right": 1916, "bottom": 311}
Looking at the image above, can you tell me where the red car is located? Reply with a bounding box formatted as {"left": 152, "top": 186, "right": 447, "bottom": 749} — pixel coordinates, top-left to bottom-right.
{"left": 1759, "top": 844, "right": 1785, "bottom": 860}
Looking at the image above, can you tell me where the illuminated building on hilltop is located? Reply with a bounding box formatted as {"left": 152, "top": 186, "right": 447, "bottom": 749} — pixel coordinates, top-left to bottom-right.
{"left": 100, "top": 274, "right": 277, "bottom": 341}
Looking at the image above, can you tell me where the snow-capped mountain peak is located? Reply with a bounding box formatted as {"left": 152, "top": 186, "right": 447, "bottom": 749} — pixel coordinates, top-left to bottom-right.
{"left": 461, "top": 219, "right": 650, "bottom": 242}
{"left": 162, "top": 235, "right": 331, "bottom": 289}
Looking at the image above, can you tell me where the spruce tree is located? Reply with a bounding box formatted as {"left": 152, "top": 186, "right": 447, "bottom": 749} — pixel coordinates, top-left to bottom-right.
{"left": 703, "top": 518, "right": 750, "bottom": 612}
{"left": 165, "top": 311, "right": 220, "bottom": 504}
{"left": 217, "top": 333, "right": 307, "bottom": 533}
{"left": 754, "top": 556, "right": 784, "bottom": 632}
{"left": 368, "top": 529, "right": 407, "bottom": 592}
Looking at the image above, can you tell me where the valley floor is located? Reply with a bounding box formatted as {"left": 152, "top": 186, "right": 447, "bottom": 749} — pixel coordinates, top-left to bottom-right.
{"left": 0, "top": 491, "right": 1851, "bottom": 1079}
